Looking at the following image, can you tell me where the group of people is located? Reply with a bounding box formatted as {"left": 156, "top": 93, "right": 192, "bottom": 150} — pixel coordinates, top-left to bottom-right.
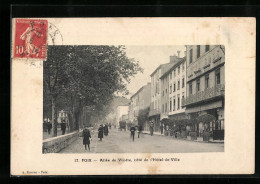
{"left": 82, "top": 123, "right": 110, "bottom": 151}
{"left": 43, "top": 120, "right": 52, "bottom": 134}
{"left": 130, "top": 125, "right": 143, "bottom": 142}
{"left": 98, "top": 124, "right": 109, "bottom": 141}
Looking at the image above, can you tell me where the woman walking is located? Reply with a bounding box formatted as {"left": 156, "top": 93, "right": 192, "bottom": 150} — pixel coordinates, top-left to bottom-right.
{"left": 83, "top": 127, "right": 91, "bottom": 151}
{"left": 98, "top": 124, "right": 104, "bottom": 141}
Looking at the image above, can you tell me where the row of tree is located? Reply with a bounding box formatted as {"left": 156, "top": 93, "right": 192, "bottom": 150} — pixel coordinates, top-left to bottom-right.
{"left": 43, "top": 46, "right": 142, "bottom": 136}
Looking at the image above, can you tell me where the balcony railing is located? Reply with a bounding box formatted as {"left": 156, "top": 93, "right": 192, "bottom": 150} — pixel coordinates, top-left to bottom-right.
{"left": 182, "top": 84, "right": 225, "bottom": 106}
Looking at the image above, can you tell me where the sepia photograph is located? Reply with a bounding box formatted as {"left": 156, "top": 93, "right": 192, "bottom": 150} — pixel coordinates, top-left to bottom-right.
{"left": 42, "top": 45, "right": 225, "bottom": 154}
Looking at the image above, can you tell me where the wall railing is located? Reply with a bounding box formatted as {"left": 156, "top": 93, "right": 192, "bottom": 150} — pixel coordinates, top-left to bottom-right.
{"left": 182, "top": 84, "right": 225, "bottom": 106}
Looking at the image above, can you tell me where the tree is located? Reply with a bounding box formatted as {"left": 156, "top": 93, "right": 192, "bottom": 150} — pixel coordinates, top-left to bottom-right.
{"left": 137, "top": 107, "right": 150, "bottom": 127}
{"left": 43, "top": 45, "right": 142, "bottom": 136}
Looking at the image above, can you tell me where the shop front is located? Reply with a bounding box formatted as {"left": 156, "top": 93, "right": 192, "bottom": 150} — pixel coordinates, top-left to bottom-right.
{"left": 185, "top": 100, "right": 225, "bottom": 141}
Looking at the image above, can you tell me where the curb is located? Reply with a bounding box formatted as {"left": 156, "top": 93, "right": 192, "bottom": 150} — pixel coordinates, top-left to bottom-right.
{"left": 141, "top": 131, "right": 224, "bottom": 144}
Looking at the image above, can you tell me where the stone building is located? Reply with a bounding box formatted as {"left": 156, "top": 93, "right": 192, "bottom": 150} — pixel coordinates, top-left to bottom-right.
{"left": 116, "top": 105, "right": 129, "bottom": 126}
{"left": 160, "top": 56, "right": 187, "bottom": 122}
{"left": 183, "top": 45, "right": 225, "bottom": 140}
{"left": 149, "top": 55, "right": 179, "bottom": 132}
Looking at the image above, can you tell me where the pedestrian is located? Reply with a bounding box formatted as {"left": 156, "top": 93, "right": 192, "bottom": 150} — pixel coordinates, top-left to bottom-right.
{"left": 165, "top": 125, "right": 169, "bottom": 136}
{"left": 160, "top": 123, "right": 164, "bottom": 135}
{"left": 83, "top": 127, "right": 91, "bottom": 151}
{"left": 61, "top": 120, "right": 66, "bottom": 135}
{"left": 138, "top": 124, "right": 142, "bottom": 138}
{"left": 150, "top": 121, "right": 154, "bottom": 136}
{"left": 47, "top": 120, "right": 52, "bottom": 135}
{"left": 104, "top": 124, "right": 109, "bottom": 136}
{"left": 98, "top": 124, "right": 104, "bottom": 141}
{"left": 130, "top": 126, "right": 136, "bottom": 142}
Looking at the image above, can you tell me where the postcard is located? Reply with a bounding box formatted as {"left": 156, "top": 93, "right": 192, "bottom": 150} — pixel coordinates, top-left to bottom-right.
{"left": 11, "top": 17, "right": 255, "bottom": 175}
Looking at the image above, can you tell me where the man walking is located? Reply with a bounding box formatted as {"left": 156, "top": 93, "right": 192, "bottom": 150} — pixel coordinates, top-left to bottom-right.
{"left": 83, "top": 127, "right": 91, "bottom": 151}
{"left": 150, "top": 121, "right": 154, "bottom": 136}
{"left": 61, "top": 120, "right": 66, "bottom": 135}
{"left": 47, "top": 119, "right": 52, "bottom": 135}
{"left": 98, "top": 124, "right": 104, "bottom": 141}
{"left": 160, "top": 123, "right": 164, "bottom": 135}
{"left": 130, "top": 126, "right": 136, "bottom": 142}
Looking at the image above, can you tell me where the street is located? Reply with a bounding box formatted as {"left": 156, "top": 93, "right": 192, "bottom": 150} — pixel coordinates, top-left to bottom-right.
{"left": 60, "top": 128, "right": 224, "bottom": 153}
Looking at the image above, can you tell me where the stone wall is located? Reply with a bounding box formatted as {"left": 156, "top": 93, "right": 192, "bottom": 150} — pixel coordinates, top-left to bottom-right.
{"left": 42, "top": 130, "right": 83, "bottom": 153}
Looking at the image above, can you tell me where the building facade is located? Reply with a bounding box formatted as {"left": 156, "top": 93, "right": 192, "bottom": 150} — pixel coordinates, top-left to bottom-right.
{"left": 160, "top": 56, "right": 187, "bottom": 122}
{"left": 183, "top": 45, "right": 225, "bottom": 140}
{"left": 149, "top": 55, "right": 180, "bottom": 132}
{"left": 57, "top": 110, "right": 68, "bottom": 123}
{"left": 116, "top": 105, "right": 129, "bottom": 126}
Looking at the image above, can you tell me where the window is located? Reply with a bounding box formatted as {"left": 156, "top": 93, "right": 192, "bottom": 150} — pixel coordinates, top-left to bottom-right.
{"left": 165, "top": 103, "right": 167, "bottom": 112}
{"left": 205, "top": 45, "right": 210, "bottom": 52}
{"left": 215, "top": 68, "right": 221, "bottom": 85}
{"left": 173, "top": 98, "right": 176, "bottom": 111}
{"left": 178, "top": 66, "right": 180, "bottom": 75}
{"left": 205, "top": 74, "right": 209, "bottom": 89}
{"left": 177, "top": 80, "right": 180, "bottom": 90}
{"left": 177, "top": 95, "right": 180, "bottom": 110}
{"left": 189, "top": 82, "right": 192, "bottom": 95}
{"left": 196, "top": 78, "right": 200, "bottom": 92}
{"left": 163, "top": 90, "right": 164, "bottom": 96}
{"left": 166, "top": 88, "right": 167, "bottom": 94}
{"left": 170, "top": 85, "right": 172, "bottom": 94}
{"left": 173, "top": 83, "right": 176, "bottom": 92}
{"left": 197, "top": 45, "right": 200, "bottom": 58}
{"left": 189, "top": 49, "right": 193, "bottom": 63}
{"left": 170, "top": 98, "right": 172, "bottom": 111}
{"left": 182, "top": 78, "right": 185, "bottom": 88}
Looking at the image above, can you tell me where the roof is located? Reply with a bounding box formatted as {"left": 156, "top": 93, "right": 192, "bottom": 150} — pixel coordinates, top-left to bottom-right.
{"left": 130, "top": 83, "right": 151, "bottom": 100}
{"left": 160, "top": 56, "right": 186, "bottom": 79}
{"left": 150, "top": 62, "right": 175, "bottom": 77}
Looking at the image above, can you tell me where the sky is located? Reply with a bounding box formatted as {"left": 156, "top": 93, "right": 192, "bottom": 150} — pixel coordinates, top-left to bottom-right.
{"left": 123, "top": 45, "right": 186, "bottom": 98}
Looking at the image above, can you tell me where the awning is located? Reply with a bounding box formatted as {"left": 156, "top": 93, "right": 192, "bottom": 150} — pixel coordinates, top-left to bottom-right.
{"left": 185, "top": 100, "right": 223, "bottom": 114}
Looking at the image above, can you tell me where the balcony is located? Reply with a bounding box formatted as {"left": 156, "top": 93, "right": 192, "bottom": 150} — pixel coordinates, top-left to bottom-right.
{"left": 182, "top": 84, "right": 225, "bottom": 106}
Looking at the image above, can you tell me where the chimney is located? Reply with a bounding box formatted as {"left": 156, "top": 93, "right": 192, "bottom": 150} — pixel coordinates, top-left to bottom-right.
{"left": 184, "top": 51, "right": 187, "bottom": 56}
{"left": 177, "top": 51, "right": 180, "bottom": 58}
{"left": 170, "top": 55, "right": 178, "bottom": 63}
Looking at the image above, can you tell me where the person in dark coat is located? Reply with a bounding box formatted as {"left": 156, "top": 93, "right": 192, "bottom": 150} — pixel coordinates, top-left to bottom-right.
{"left": 130, "top": 126, "right": 136, "bottom": 142}
{"left": 61, "top": 120, "right": 66, "bottom": 135}
{"left": 160, "top": 123, "right": 164, "bottom": 135}
{"left": 104, "top": 124, "right": 109, "bottom": 136}
{"left": 138, "top": 125, "right": 142, "bottom": 138}
{"left": 47, "top": 121, "right": 52, "bottom": 134}
{"left": 98, "top": 125, "right": 104, "bottom": 141}
{"left": 149, "top": 121, "right": 154, "bottom": 136}
{"left": 83, "top": 127, "right": 91, "bottom": 151}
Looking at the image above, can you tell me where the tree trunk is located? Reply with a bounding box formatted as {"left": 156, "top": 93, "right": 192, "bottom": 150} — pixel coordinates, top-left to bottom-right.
{"left": 51, "top": 96, "right": 56, "bottom": 137}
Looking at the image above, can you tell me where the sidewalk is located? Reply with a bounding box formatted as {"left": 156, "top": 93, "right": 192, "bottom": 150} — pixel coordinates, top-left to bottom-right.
{"left": 142, "top": 130, "right": 164, "bottom": 136}
{"left": 142, "top": 131, "right": 224, "bottom": 144}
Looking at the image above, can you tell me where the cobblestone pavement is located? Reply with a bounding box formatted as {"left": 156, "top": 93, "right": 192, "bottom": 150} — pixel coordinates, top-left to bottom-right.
{"left": 59, "top": 128, "right": 224, "bottom": 153}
